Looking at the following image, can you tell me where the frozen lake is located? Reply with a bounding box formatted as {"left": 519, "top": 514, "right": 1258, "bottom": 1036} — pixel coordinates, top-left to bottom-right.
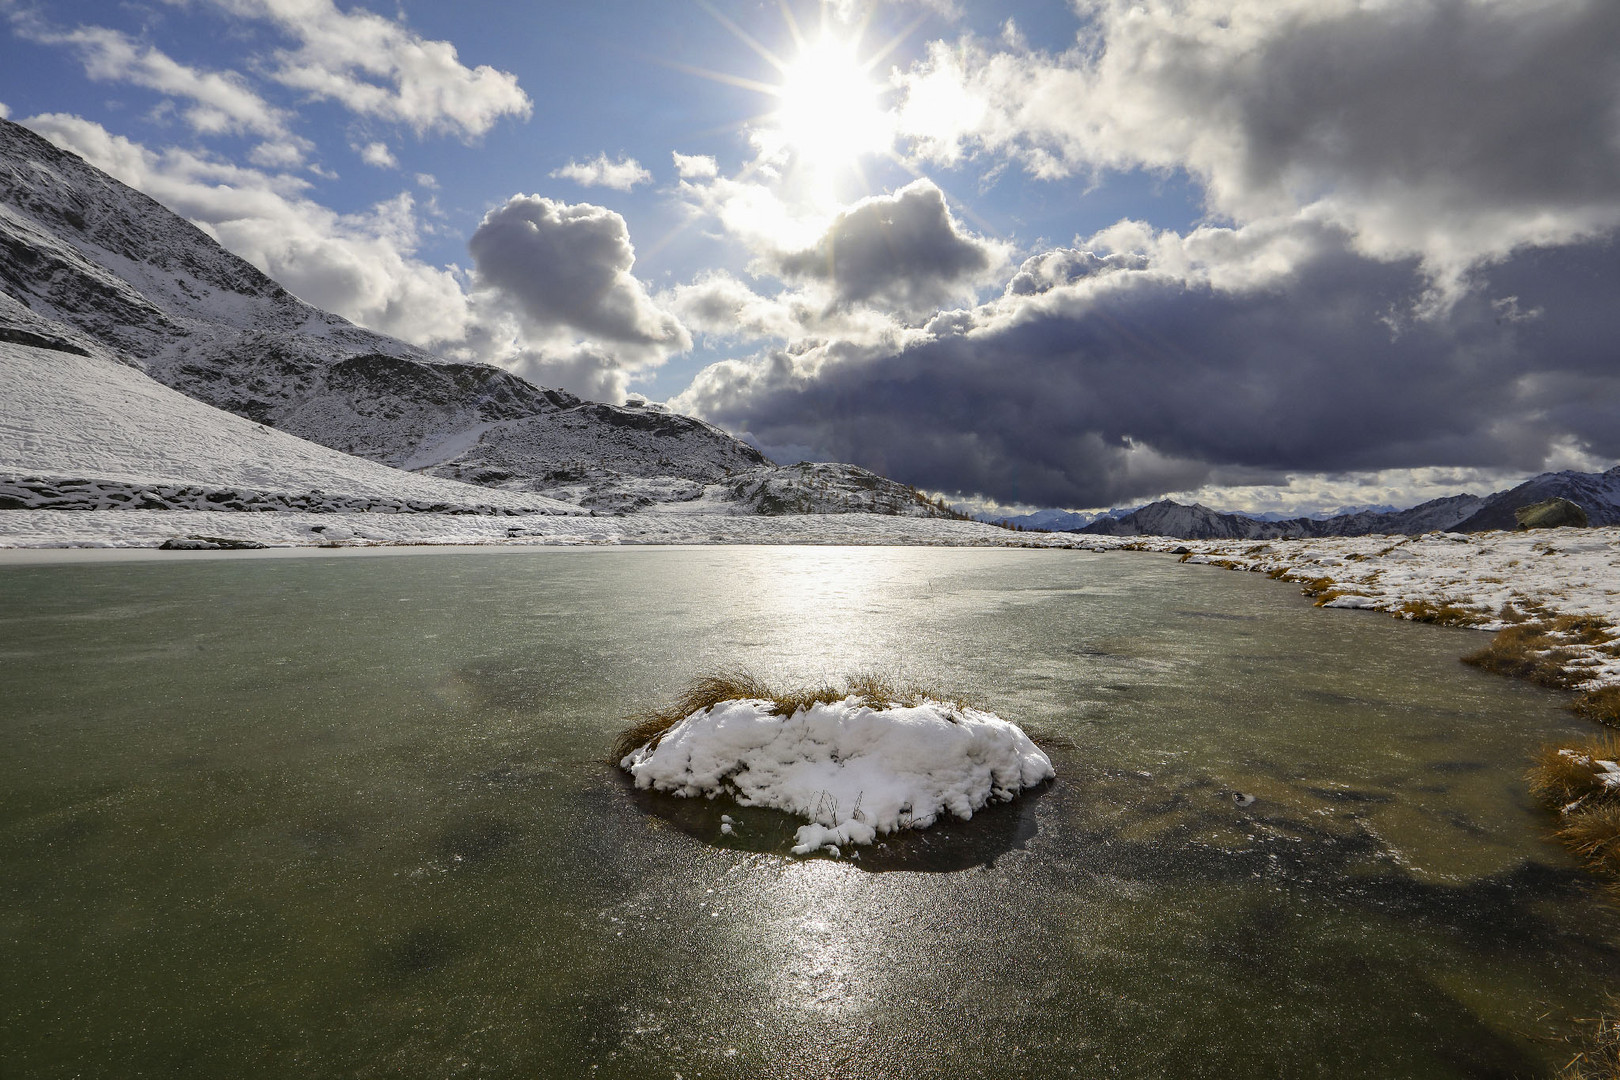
{"left": 2, "top": 545, "right": 1615, "bottom": 1077}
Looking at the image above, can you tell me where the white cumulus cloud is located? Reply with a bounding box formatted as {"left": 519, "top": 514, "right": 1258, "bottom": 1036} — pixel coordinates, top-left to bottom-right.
{"left": 671, "top": 151, "right": 718, "bottom": 180}
{"left": 10, "top": 17, "right": 291, "bottom": 140}
{"left": 549, "top": 153, "right": 652, "bottom": 192}
{"left": 893, "top": 0, "right": 1620, "bottom": 290}
{"left": 357, "top": 141, "right": 397, "bottom": 168}
{"left": 178, "top": 0, "right": 532, "bottom": 138}
{"left": 468, "top": 194, "right": 688, "bottom": 351}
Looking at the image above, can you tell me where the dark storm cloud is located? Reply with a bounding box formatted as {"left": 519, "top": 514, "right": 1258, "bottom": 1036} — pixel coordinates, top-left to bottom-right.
{"left": 1215, "top": 0, "right": 1620, "bottom": 217}
{"left": 468, "top": 194, "right": 688, "bottom": 349}
{"left": 682, "top": 228, "right": 1620, "bottom": 508}
{"left": 773, "top": 179, "right": 1003, "bottom": 316}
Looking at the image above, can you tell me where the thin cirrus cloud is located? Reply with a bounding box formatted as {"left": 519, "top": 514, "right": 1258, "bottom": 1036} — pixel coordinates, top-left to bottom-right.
{"left": 549, "top": 154, "right": 652, "bottom": 192}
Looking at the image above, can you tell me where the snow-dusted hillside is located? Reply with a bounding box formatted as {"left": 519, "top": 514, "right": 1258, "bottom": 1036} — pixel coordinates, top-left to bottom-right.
{"left": 0, "top": 117, "right": 956, "bottom": 517}
{"left": 0, "top": 341, "right": 576, "bottom": 515}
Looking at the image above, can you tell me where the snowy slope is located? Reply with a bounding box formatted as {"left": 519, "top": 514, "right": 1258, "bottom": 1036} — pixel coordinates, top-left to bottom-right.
{"left": 0, "top": 341, "right": 576, "bottom": 514}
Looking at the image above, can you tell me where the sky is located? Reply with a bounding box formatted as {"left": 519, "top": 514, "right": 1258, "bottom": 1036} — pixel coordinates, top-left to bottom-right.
{"left": 2, "top": 0, "right": 1618, "bottom": 518}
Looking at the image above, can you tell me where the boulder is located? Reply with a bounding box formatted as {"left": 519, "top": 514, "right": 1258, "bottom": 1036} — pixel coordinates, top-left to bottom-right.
{"left": 1514, "top": 497, "right": 1589, "bottom": 530}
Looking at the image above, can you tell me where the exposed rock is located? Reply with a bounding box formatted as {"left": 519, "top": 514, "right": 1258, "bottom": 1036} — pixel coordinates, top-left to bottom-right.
{"left": 1515, "top": 497, "right": 1590, "bottom": 530}
{"left": 159, "top": 535, "right": 268, "bottom": 550}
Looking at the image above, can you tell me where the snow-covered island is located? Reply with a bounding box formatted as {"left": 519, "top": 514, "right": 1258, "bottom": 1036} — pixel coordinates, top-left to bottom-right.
{"left": 618, "top": 684, "right": 1055, "bottom": 857}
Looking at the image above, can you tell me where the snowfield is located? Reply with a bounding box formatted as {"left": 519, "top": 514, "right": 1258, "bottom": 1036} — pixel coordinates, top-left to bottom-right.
{"left": 619, "top": 696, "right": 1055, "bottom": 856}
{"left": 0, "top": 342, "right": 578, "bottom": 515}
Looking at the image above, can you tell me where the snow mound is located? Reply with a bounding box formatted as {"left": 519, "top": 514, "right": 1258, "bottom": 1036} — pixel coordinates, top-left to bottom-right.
{"left": 619, "top": 696, "right": 1055, "bottom": 855}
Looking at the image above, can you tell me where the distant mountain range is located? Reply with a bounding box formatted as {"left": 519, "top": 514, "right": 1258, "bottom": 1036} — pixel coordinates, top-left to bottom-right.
{"left": 0, "top": 117, "right": 955, "bottom": 518}
{"left": 1070, "top": 467, "right": 1620, "bottom": 539}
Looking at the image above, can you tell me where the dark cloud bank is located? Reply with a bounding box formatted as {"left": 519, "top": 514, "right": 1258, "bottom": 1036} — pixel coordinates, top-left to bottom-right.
{"left": 686, "top": 231, "right": 1620, "bottom": 508}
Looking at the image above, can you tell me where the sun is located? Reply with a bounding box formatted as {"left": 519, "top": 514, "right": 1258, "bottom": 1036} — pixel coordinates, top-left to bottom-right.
{"left": 772, "top": 34, "right": 893, "bottom": 173}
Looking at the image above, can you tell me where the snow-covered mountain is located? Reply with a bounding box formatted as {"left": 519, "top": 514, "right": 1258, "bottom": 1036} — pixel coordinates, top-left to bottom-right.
{"left": 1077, "top": 472, "right": 1620, "bottom": 538}
{"left": 1451, "top": 469, "right": 1620, "bottom": 531}
{"left": 0, "top": 117, "right": 951, "bottom": 518}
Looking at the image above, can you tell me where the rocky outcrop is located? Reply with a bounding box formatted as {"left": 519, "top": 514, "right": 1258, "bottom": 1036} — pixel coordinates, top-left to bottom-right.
{"left": 1515, "top": 497, "right": 1590, "bottom": 530}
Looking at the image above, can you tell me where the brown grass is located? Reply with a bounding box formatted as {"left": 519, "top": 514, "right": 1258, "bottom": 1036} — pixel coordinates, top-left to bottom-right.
{"left": 1397, "top": 599, "right": 1483, "bottom": 626}
{"left": 1529, "top": 734, "right": 1620, "bottom": 890}
{"left": 1576, "top": 689, "right": 1620, "bottom": 727}
{"left": 1558, "top": 804, "right": 1620, "bottom": 870}
{"left": 1562, "top": 1004, "right": 1620, "bottom": 1080}
{"left": 1299, "top": 576, "right": 1337, "bottom": 597}
{"left": 611, "top": 672, "right": 952, "bottom": 763}
{"left": 1529, "top": 737, "right": 1620, "bottom": 806}
{"left": 1464, "top": 617, "right": 1618, "bottom": 689}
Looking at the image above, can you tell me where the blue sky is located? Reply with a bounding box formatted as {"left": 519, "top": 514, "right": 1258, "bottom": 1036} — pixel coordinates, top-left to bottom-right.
{"left": 3, "top": 0, "right": 1618, "bottom": 515}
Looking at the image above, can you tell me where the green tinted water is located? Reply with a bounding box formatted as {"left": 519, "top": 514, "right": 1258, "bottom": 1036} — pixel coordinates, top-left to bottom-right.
{"left": 1, "top": 546, "right": 1613, "bottom": 1078}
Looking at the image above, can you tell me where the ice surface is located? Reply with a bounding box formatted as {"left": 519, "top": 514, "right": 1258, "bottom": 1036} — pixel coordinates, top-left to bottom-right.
{"left": 619, "top": 696, "right": 1055, "bottom": 855}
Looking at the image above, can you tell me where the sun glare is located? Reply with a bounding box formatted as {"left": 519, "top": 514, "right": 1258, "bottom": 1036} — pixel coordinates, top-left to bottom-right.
{"left": 773, "top": 35, "right": 893, "bottom": 173}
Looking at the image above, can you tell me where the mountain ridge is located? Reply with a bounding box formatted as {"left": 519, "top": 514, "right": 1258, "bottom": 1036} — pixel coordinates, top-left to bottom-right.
{"left": 1074, "top": 469, "right": 1620, "bottom": 538}
{"left": 0, "top": 116, "right": 953, "bottom": 518}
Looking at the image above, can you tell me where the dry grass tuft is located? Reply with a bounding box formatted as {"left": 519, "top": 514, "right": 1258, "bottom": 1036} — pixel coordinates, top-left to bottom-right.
{"left": 1498, "top": 601, "right": 1530, "bottom": 624}
{"left": 1562, "top": 1003, "right": 1620, "bottom": 1080}
{"left": 1465, "top": 617, "right": 1617, "bottom": 689}
{"left": 1529, "top": 734, "right": 1620, "bottom": 891}
{"left": 1576, "top": 689, "right": 1620, "bottom": 727}
{"left": 611, "top": 672, "right": 955, "bottom": 763}
{"left": 1560, "top": 803, "right": 1620, "bottom": 862}
{"left": 1529, "top": 737, "right": 1620, "bottom": 806}
{"left": 1397, "top": 599, "right": 1482, "bottom": 626}
{"left": 1299, "top": 576, "right": 1337, "bottom": 597}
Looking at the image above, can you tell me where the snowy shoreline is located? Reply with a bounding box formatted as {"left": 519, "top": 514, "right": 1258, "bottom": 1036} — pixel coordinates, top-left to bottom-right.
{"left": 1118, "top": 527, "right": 1620, "bottom": 692}
{"left": 2, "top": 509, "right": 1614, "bottom": 689}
